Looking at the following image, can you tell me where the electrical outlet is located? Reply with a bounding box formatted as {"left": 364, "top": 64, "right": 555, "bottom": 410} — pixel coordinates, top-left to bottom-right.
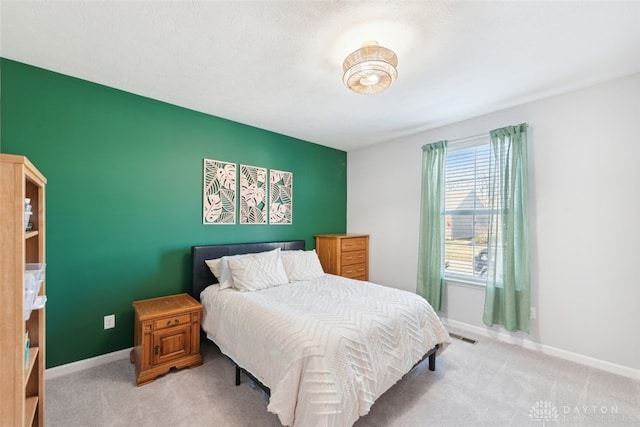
{"left": 104, "top": 314, "right": 115, "bottom": 329}
{"left": 530, "top": 307, "right": 537, "bottom": 320}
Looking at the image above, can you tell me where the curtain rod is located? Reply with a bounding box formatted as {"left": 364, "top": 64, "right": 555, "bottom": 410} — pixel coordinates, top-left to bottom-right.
{"left": 448, "top": 132, "right": 489, "bottom": 145}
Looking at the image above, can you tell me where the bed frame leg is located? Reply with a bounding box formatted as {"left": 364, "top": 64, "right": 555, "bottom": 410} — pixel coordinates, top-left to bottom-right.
{"left": 428, "top": 352, "right": 436, "bottom": 371}
{"left": 235, "top": 365, "right": 241, "bottom": 386}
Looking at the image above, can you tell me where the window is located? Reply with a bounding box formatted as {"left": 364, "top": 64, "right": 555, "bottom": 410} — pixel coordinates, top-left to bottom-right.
{"left": 444, "top": 139, "right": 490, "bottom": 282}
{"left": 418, "top": 123, "right": 528, "bottom": 328}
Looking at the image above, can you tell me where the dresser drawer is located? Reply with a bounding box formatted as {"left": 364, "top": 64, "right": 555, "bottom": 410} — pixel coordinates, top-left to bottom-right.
{"left": 342, "top": 263, "right": 367, "bottom": 279}
{"left": 341, "top": 237, "right": 367, "bottom": 252}
{"left": 154, "top": 313, "right": 191, "bottom": 331}
{"left": 341, "top": 250, "right": 367, "bottom": 266}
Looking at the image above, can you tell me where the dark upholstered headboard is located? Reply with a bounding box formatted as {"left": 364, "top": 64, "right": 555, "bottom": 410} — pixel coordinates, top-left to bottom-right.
{"left": 191, "top": 240, "right": 306, "bottom": 300}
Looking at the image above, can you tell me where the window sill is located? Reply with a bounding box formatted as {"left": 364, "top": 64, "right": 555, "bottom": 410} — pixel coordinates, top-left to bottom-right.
{"left": 445, "top": 276, "right": 486, "bottom": 290}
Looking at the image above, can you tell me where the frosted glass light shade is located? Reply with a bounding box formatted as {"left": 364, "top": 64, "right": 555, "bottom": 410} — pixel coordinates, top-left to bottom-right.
{"left": 342, "top": 41, "right": 398, "bottom": 95}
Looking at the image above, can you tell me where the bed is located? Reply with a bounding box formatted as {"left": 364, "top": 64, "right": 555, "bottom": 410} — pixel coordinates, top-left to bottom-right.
{"left": 191, "top": 240, "right": 450, "bottom": 427}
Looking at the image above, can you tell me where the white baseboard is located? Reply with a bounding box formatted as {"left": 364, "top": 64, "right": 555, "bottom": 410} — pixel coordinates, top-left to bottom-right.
{"left": 440, "top": 318, "right": 640, "bottom": 381}
{"left": 46, "top": 347, "right": 132, "bottom": 380}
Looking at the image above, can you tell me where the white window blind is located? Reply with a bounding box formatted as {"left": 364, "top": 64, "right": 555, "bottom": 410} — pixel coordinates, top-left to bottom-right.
{"left": 444, "top": 140, "right": 490, "bottom": 282}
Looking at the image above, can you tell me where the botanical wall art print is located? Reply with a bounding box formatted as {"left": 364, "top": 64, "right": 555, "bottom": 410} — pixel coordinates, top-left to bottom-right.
{"left": 203, "top": 158, "right": 236, "bottom": 224}
{"left": 269, "top": 169, "right": 293, "bottom": 224}
{"left": 239, "top": 164, "right": 267, "bottom": 224}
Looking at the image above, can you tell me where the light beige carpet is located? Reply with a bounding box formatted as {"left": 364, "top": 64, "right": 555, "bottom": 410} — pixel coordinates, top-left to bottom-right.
{"left": 46, "top": 330, "right": 639, "bottom": 426}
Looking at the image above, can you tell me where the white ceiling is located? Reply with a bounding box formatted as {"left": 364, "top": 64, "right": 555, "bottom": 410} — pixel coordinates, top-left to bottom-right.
{"left": 1, "top": 1, "right": 639, "bottom": 152}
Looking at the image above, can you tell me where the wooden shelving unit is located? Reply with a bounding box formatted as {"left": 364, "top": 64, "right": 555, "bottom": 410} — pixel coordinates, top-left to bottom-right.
{"left": 1, "top": 154, "right": 46, "bottom": 427}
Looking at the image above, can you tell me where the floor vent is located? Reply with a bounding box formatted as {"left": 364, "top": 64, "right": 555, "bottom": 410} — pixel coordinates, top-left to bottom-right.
{"left": 449, "top": 332, "right": 478, "bottom": 345}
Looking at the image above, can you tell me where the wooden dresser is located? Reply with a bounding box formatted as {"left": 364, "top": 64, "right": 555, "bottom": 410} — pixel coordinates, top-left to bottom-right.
{"left": 131, "top": 293, "right": 203, "bottom": 385}
{"left": 315, "top": 234, "right": 369, "bottom": 281}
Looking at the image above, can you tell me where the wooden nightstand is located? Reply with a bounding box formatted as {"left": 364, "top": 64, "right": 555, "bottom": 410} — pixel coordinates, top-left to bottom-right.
{"left": 130, "top": 293, "right": 203, "bottom": 385}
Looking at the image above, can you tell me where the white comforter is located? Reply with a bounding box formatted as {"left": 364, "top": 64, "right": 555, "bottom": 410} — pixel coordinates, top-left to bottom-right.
{"left": 200, "top": 274, "right": 450, "bottom": 427}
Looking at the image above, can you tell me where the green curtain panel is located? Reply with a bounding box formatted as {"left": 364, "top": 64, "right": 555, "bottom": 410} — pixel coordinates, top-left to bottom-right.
{"left": 417, "top": 140, "right": 448, "bottom": 311}
{"left": 482, "top": 123, "right": 530, "bottom": 332}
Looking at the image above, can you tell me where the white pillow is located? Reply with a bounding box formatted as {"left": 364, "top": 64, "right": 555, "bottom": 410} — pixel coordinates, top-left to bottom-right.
{"left": 205, "top": 253, "right": 253, "bottom": 290}
{"left": 280, "top": 249, "right": 325, "bottom": 281}
{"left": 227, "top": 248, "right": 289, "bottom": 292}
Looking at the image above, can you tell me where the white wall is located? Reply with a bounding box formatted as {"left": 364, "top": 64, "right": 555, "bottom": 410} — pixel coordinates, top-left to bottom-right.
{"left": 347, "top": 73, "right": 640, "bottom": 375}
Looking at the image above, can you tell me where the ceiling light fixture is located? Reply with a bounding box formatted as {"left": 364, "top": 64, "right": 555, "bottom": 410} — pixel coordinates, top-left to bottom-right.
{"left": 342, "top": 41, "right": 398, "bottom": 95}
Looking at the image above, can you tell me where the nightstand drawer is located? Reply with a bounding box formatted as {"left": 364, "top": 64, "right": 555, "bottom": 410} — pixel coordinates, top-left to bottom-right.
{"left": 342, "top": 263, "right": 367, "bottom": 279}
{"left": 154, "top": 313, "right": 191, "bottom": 331}
{"left": 341, "top": 250, "right": 366, "bottom": 266}
{"left": 341, "top": 237, "right": 367, "bottom": 252}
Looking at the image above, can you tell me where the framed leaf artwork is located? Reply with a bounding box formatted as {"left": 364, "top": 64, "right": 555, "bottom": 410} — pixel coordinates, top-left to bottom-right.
{"left": 203, "top": 159, "right": 236, "bottom": 224}
{"left": 269, "top": 169, "right": 293, "bottom": 224}
{"left": 239, "top": 164, "right": 267, "bottom": 224}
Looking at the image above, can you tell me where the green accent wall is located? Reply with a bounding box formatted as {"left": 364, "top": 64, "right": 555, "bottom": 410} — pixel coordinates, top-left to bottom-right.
{"left": 0, "top": 59, "right": 347, "bottom": 368}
